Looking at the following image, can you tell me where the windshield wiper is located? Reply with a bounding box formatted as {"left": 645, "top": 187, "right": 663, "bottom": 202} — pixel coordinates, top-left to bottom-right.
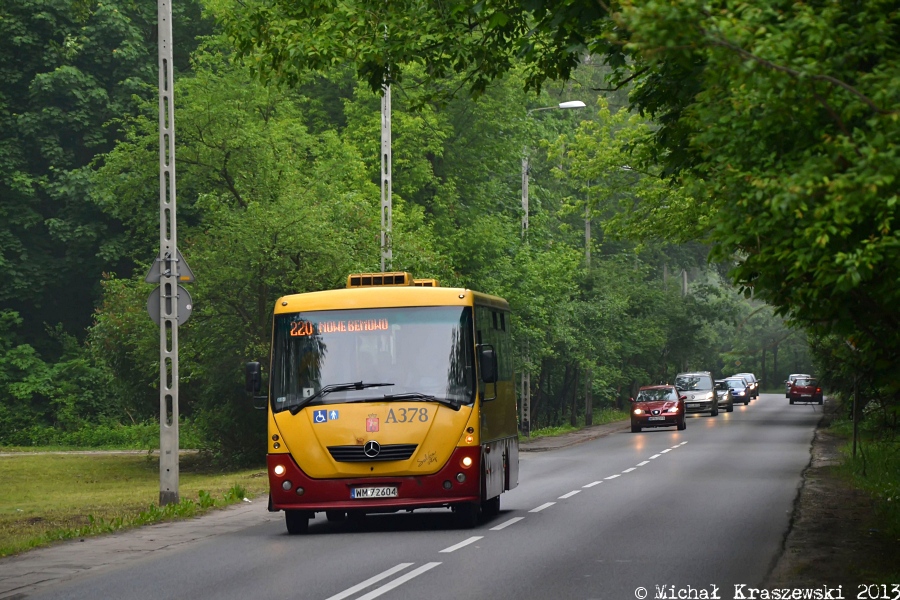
{"left": 288, "top": 381, "right": 394, "bottom": 415}
{"left": 381, "top": 392, "right": 462, "bottom": 411}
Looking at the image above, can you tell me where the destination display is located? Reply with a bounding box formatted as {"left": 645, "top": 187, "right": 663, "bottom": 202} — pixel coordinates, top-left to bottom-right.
{"left": 289, "top": 318, "right": 390, "bottom": 337}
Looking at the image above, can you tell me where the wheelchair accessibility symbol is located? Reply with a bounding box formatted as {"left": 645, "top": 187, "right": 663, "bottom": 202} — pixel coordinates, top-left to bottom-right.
{"left": 313, "top": 410, "right": 327, "bottom": 423}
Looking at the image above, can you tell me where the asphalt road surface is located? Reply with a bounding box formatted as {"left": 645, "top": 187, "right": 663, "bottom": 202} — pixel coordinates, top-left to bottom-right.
{"left": 2, "top": 393, "right": 824, "bottom": 600}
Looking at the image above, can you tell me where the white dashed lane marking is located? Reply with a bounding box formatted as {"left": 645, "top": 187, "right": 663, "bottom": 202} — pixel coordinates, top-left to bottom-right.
{"left": 621, "top": 467, "right": 636, "bottom": 473}
{"left": 660, "top": 449, "right": 672, "bottom": 454}
{"left": 649, "top": 454, "right": 661, "bottom": 459}
{"left": 604, "top": 474, "right": 621, "bottom": 480}
{"left": 530, "top": 502, "right": 556, "bottom": 513}
{"left": 559, "top": 490, "right": 581, "bottom": 499}
{"left": 440, "top": 536, "right": 482, "bottom": 553}
{"left": 637, "top": 461, "right": 649, "bottom": 466}
{"left": 490, "top": 517, "right": 524, "bottom": 531}
{"left": 583, "top": 481, "right": 603, "bottom": 488}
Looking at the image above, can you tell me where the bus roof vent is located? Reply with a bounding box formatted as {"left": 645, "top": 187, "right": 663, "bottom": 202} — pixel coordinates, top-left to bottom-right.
{"left": 413, "top": 279, "right": 439, "bottom": 287}
{"left": 346, "top": 272, "right": 414, "bottom": 288}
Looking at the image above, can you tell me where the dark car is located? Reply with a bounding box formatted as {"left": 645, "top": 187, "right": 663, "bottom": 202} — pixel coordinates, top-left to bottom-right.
{"left": 734, "top": 372, "right": 759, "bottom": 398}
{"left": 630, "top": 385, "right": 686, "bottom": 432}
{"left": 785, "top": 373, "right": 811, "bottom": 398}
{"left": 714, "top": 379, "right": 735, "bottom": 412}
{"left": 674, "top": 371, "right": 719, "bottom": 416}
{"left": 724, "top": 377, "right": 752, "bottom": 405}
{"left": 789, "top": 377, "right": 823, "bottom": 405}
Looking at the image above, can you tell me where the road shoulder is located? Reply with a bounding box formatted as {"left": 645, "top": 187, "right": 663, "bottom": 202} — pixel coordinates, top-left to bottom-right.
{"left": 765, "top": 414, "right": 900, "bottom": 586}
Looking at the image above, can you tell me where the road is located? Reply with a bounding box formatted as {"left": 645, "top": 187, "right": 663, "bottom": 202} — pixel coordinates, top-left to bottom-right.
{"left": 1, "top": 393, "right": 824, "bottom": 600}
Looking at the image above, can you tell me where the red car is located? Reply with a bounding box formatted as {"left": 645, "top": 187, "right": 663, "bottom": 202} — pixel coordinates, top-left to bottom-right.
{"left": 789, "top": 377, "right": 824, "bottom": 405}
{"left": 630, "top": 385, "right": 686, "bottom": 432}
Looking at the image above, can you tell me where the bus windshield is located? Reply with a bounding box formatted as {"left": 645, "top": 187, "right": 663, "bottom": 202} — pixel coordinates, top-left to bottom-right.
{"left": 270, "top": 306, "right": 475, "bottom": 413}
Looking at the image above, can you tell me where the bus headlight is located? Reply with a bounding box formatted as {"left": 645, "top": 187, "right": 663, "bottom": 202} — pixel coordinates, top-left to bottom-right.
{"left": 273, "top": 464, "right": 286, "bottom": 476}
{"left": 461, "top": 456, "right": 473, "bottom": 468}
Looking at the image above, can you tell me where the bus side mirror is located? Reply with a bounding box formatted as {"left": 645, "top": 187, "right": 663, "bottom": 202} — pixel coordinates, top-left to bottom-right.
{"left": 245, "top": 361, "right": 262, "bottom": 394}
{"left": 478, "top": 345, "right": 498, "bottom": 384}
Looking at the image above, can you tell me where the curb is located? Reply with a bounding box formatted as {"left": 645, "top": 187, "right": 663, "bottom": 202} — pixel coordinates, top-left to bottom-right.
{"left": 519, "top": 420, "right": 631, "bottom": 452}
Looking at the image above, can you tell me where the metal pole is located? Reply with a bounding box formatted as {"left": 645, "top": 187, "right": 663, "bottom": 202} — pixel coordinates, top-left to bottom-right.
{"left": 381, "top": 85, "right": 392, "bottom": 272}
{"left": 852, "top": 376, "right": 859, "bottom": 460}
{"left": 521, "top": 360, "right": 531, "bottom": 437}
{"left": 521, "top": 154, "right": 529, "bottom": 237}
{"left": 157, "top": 0, "right": 179, "bottom": 506}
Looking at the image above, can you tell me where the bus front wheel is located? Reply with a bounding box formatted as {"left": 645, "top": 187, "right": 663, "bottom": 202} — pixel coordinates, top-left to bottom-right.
{"left": 454, "top": 502, "right": 480, "bottom": 528}
{"left": 481, "top": 496, "right": 500, "bottom": 518}
{"left": 285, "top": 510, "right": 309, "bottom": 535}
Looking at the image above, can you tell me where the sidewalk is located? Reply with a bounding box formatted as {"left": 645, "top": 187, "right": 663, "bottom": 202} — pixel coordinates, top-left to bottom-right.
{"left": 518, "top": 419, "right": 631, "bottom": 452}
{"left": 0, "top": 500, "right": 281, "bottom": 599}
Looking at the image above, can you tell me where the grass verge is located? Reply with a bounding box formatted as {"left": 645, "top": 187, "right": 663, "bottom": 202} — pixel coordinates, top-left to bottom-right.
{"left": 523, "top": 408, "right": 629, "bottom": 440}
{"left": 831, "top": 418, "right": 900, "bottom": 542}
{"left": 0, "top": 452, "right": 268, "bottom": 557}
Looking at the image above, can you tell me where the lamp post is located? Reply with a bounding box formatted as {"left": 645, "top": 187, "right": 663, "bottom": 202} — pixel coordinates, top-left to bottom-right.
{"left": 521, "top": 101, "right": 585, "bottom": 237}
{"left": 520, "top": 100, "right": 586, "bottom": 436}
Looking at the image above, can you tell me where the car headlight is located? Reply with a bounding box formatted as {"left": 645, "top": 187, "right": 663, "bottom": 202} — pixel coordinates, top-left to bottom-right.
{"left": 633, "top": 408, "right": 644, "bottom": 415}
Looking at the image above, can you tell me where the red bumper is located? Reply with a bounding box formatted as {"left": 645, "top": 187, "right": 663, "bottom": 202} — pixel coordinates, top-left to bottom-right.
{"left": 268, "top": 447, "right": 482, "bottom": 512}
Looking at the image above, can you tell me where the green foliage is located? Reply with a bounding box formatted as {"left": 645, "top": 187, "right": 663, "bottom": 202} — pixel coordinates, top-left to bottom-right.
{"left": 212, "top": 0, "right": 900, "bottom": 422}
{"left": 0, "top": 420, "right": 203, "bottom": 450}
{"left": 0, "top": 0, "right": 211, "bottom": 358}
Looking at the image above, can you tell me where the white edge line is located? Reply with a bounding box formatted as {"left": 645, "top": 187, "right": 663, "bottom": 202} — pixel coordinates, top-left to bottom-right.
{"left": 604, "top": 474, "right": 620, "bottom": 480}
{"left": 440, "top": 536, "right": 483, "bottom": 553}
{"left": 583, "top": 481, "right": 603, "bottom": 488}
{"left": 490, "top": 516, "right": 524, "bottom": 531}
{"left": 529, "top": 502, "right": 556, "bottom": 513}
{"left": 649, "top": 454, "right": 661, "bottom": 459}
{"left": 622, "top": 467, "right": 636, "bottom": 473}
{"left": 324, "top": 563, "right": 414, "bottom": 600}
{"left": 355, "top": 562, "right": 443, "bottom": 600}
{"left": 637, "top": 461, "right": 649, "bottom": 466}
{"left": 559, "top": 490, "right": 581, "bottom": 499}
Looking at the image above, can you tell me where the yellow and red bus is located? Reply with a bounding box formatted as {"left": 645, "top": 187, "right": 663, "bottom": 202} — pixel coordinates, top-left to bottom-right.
{"left": 246, "top": 272, "right": 519, "bottom": 534}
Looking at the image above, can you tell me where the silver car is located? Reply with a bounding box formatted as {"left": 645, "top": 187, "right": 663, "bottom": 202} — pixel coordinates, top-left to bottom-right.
{"left": 675, "top": 371, "right": 719, "bottom": 416}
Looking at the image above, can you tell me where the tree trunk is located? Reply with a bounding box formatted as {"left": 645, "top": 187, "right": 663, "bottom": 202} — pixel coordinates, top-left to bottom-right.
{"left": 773, "top": 343, "right": 779, "bottom": 385}
{"left": 570, "top": 366, "right": 579, "bottom": 427}
{"left": 584, "top": 367, "right": 593, "bottom": 426}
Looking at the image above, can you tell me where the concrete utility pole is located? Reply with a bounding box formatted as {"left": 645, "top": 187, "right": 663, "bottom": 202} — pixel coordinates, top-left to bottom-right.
{"left": 381, "top": 85, "right": 392, "bottom": 272}
{"left": 157, "top": 0, "right": 180, "bottom": 506}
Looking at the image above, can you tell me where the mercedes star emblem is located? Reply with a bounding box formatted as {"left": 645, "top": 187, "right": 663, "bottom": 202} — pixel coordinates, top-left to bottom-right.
{"left": 363, "top": 440, "right": 381, "bottom": 458}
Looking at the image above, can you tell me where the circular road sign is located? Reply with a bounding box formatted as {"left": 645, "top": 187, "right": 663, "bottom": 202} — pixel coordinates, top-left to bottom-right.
{"left": 147, "top": 285, "right": 193, "bottom": 326}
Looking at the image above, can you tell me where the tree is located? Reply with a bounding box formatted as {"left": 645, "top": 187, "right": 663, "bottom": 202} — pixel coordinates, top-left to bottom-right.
{"left": 215, "top": 0, "right": 900, "bottom": 396}
{"left": 0, "top": 0, "right": 212, "bottom": 356}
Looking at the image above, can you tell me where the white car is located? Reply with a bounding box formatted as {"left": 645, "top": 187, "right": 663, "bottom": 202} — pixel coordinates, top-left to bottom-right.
{"left": 785, "top": 373, "right": 811, "bottom": 398}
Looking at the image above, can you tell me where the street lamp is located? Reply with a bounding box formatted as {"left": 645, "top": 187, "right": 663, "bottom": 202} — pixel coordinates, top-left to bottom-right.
{"left": 520, "top": 100, "right": 585, "bottom": 437}
{"left": 522, "top": 101, "right": 586, "bottom": 237}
